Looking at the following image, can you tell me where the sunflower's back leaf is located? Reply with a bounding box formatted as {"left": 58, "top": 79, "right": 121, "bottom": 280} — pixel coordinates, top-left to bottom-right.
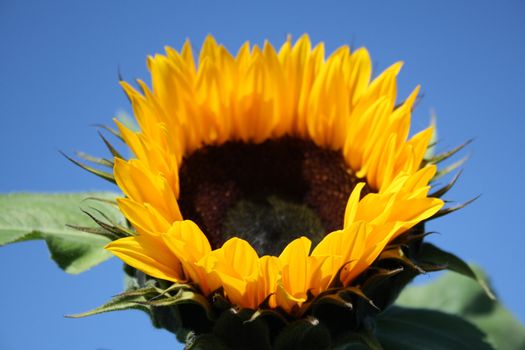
{"left": 430, "top": 170, "right": 462, "bottom": 198}
{"left": 374, "top": 306, "right": 494, "bottom": 350}
{"left": 430, "top": 195, "right": 480, "bottom": 220}
{"left": 211, "top": 309, "right": 272, "bottom": 350}
{"left": 426, "top": 139, "right": 473, "bottom": 165}
{"left": 432, "top": 155, "right": 469, "bottom": 181}
{"left": 98, "top": 130, "right": 124, "bottom": 158}
{"left": 396, "top": 268, "right": 525, "bottom": 350}
{"left": 418, "top": 243, "right": 495, "bottom": 299}
{"left": 273, "top": 317, "right": 332, "bottom": 350}
{"left": 60, "top": 151, "right": 116, "bottom": 184}
{"left": 0, "top": 192, "right": 123, "bottom": 273}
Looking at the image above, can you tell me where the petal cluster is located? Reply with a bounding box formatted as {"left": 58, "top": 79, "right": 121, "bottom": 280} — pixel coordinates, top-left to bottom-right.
{"left": 106, "top": 35, "right": 444, "bottom": 313}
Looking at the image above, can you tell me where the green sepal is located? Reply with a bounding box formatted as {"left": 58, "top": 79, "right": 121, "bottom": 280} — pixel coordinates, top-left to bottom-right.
{"left": 418, "top": 243, "right": 495, "bottom": 299}
{"left": 60, "top": 151, "right": 116, "bottom": 184}
{"left": 311, "top": 293, "right": 353, "bottom": 312}
{"left": 359, "top": 253, "right": 421, "bottom": 313}
{"left": 333, "top": 326, "right": 383, "bottom": 350}
{"left": 144, "top": 288, "right": 215, "bottom": 321}
{"left": 246, "top": 308, "right": 289, "bottom": 328}
{"left": 430, "top": 195, "right": 480, "bottom": 221}
{"left": 423, "top": 114, "right": 438, "bottom": 161}
{"left": 66, "top": 286, "right": 156, "bottom": 318}
{"left": 98, "top": 130, "right": 124, "bottom": 158}
{"left": 75, "top": 151, "right": 113, "bottom": 168}
{"left": 430, "top": 170, "right": 462, "bottom": 198}
{"left": 432, "top": 155, "right": 469, "bottom": 181}
{"left": 123, "top": 266, "right": 216, "bottom": 342}
{"left": 377, "top": 246, "right": 427, "bottom": 274}
{"left": 273, "top": 317, "right": 332, "bottom": 350}
{"left": 93, "top": 123, "right": 124, "bottom": 142}
{"left": 425, "top": 139, "right": 472, "bottom": 165}
{"left": 210, "top": 309, "right": 273, "bottom": 350}
{"left": 341, "top": 287, "right": 379, "bottom": 310}
{"left": 76, "top": 207, "right": 133, "bottom": 238}
{"left": 185, "top": 333, "right": 231, "bottom": 350}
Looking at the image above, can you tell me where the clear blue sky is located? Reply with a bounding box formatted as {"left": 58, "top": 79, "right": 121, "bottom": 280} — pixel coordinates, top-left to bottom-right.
{"left": 1, "top": 1, "right": 524, "bottom": 349}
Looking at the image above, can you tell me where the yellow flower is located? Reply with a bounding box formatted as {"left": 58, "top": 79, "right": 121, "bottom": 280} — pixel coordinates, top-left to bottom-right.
{"left": 106, "top": 35, "right": 444, "bottom": 315}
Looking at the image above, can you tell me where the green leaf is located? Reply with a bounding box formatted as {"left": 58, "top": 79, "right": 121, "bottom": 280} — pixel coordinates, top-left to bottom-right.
{"left": 0, "top": 192, "right": 124, "bottom": 273}
{"left": 374, "top": 306, "right": 494, "bottom": 350}
{"left": 396, "top": 268, "right": 525, "bottom": 350}
{"left": 418, "top": 243, "right": 494, "bottom": 299}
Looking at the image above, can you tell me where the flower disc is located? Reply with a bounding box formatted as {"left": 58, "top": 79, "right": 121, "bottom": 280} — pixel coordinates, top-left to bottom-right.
{"left": 178, "top": 136, "right": 372, "bottom": 256}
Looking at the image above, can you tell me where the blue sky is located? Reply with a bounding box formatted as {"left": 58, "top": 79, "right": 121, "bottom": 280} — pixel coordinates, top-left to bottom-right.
{"left": 1, "top": 1, "right": 524, "bottom": 349}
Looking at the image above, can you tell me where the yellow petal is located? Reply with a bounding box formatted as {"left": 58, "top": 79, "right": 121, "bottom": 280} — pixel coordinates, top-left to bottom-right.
{"left": 106, "top": 235, "right": 183, "bottom": 282}
{"left": 344, "top": 182, "right": 366, "bottom": 228}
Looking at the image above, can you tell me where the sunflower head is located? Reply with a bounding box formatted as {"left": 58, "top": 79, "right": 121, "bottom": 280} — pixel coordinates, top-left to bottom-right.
{"left": 81, "top": 35, "right": 460, "bottom": 348}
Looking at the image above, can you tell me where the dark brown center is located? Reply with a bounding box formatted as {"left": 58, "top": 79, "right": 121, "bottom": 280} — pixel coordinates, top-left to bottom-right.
{"left": 178, "top": 137, "right": 371, "bottom": 256}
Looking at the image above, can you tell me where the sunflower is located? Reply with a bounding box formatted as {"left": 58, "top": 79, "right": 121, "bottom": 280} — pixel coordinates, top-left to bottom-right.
{"left": 104, "top": 35, "right": 443, "bottom": 322}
